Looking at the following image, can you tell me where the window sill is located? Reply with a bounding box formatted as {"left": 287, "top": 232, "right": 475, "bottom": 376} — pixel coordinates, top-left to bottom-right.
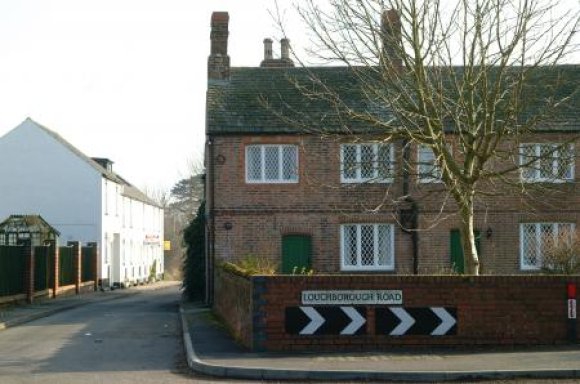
{"left": 341, "top": 266, "right": 395, "bottom": 272}
{"left": 520, "top": 266, "right": 541, "bottom": 271}
{"left": 341, "top": 179, "right": 394, "bottom": 184}
{"left": 246, "top": 180, "right": 299, "bottom": 184}
{"left": 520, "top": 179, "right": 574, "bottom": 184}
{"left": 418, "top": 179, "right": 443, "bottom": 184}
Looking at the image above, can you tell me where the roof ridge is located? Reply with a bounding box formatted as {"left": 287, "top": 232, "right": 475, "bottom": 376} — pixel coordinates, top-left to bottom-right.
{"left": 21, "top": 119, "right": 160, "bottom": 207}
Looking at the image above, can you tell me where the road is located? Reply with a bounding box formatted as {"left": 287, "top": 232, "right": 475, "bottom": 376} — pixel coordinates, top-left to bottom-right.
{"left": 0, "top": 285, "right": 234, "bottom": 384}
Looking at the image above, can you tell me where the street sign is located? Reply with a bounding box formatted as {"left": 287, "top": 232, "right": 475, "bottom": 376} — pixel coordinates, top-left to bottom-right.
{"left": 376, "top": 307, "right": 457, "bottom": 336}
{"left": 301, "top": 290, "right": 403, "bottom": 305}
{"left": 285, "top": 306, "right": 367, "bottom": 335}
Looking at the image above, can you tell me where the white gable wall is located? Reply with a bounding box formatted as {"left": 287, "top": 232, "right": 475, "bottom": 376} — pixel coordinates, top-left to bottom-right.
{"left": 0, "top": 120, "right": 101, "bottom": 244}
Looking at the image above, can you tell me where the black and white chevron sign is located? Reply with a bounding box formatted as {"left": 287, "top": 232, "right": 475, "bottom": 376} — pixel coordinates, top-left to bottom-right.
{"left": 285, "top": 306, "right": 367, "bottom": 335}
{"left": 376, "top": 307, "right": 457, "bottom": 336}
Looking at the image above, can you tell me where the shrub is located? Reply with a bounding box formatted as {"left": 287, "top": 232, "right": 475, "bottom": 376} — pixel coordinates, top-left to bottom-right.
{"left": 542, "top": 230, "right": 580, "bottom": 275}
{"left": 182, "top": 201, "right": 206, "bottom": 301}
{"left": 232, "top": 255, "right": 278, "bottom": 275}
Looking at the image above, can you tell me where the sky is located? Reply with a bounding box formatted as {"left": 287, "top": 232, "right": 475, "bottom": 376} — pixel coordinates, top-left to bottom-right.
{"left": 0, "top": 0, "right": 303, "bottom": 191}
{"left": 0, "top": 1, "right": 577, "bottom": 192}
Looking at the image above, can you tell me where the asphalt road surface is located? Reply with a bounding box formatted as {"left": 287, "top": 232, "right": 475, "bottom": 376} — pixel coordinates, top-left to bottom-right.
{"left": 0, "top": 285, "right": 215, "bottom": 384}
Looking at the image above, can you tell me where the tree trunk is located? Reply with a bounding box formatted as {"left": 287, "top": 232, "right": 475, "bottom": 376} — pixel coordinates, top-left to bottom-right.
{"left": 459, "top": 199, "right": 480, "bottom": 275}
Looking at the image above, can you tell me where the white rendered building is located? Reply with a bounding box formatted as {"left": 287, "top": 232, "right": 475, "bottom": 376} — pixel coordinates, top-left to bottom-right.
{"left": 0, "top": 118, "right": 164, "bottom": 287}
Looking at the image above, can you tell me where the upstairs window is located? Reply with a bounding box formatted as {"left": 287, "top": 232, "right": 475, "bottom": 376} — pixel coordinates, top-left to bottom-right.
{"left": 520, "top": 222, "right": 574, "bottom": 270}
{"left": 341, "top": 143, "right": 395, "bottom": 183}
{"left": 417, "top": 145, "right": 443, "bottom": 183}
{"left": 519, "top": 143, "right": 574, "bottom": 182}
{"left": 246, "top": 145, "right": 298, "bottom": 183}
{"left": 341, "top": 223, "right": 394, "bottom": 271}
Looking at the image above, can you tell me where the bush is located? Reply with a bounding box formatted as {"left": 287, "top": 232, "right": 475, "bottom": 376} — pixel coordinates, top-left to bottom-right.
{"left": 542, "top": 231, "right": 580, "bottom": 275}
{"left": 234, "top": 254, "right": 278, "bottom": 275}
{"left": 182, "top": 201, "right": 206, "bottom": 301}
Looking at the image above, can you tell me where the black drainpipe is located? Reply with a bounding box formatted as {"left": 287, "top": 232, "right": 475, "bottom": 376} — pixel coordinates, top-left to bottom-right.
{"left": 400, "top": 139, "right": 420, "bottom": 275}
{"left": 206, "top": 138, "right": 216, "bottom": 305}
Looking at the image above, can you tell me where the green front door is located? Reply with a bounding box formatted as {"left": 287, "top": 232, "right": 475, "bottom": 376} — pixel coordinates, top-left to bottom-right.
{"left": 282, "top": 235, "right": 312, "bottom": 274}
{"left": 450, "top": 229, "right": 481, "bottom": 274}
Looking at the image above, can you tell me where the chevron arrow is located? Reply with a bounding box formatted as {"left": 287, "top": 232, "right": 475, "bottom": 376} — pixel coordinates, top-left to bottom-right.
{"left": 389, "top": 307, "right": 415, "bottom": 336}
{"left": 430, "top": 307, "right": 456, "bottom": 335}
{"left": 299, "top": 307, "right": 325, "bottom": 335}
{"left": 340, "top": 306, "right": 366, "bottom": 335}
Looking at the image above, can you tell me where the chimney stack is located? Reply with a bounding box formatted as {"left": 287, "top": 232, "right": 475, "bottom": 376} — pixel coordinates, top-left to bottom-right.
{"left": 381, "top": 9, "right": 402, "bottom": 68}
{"left": 260, "top": 38, "right": 294, "bottom": 68}
{"left": 208, "top": 12, "right": 230, "bottom": 80}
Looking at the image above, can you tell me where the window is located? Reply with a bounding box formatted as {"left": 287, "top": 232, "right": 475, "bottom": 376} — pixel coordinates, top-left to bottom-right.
{"left": 104, "top": 180, "right": 108, "bottom": 215}
{"left": 519, "top": 143, "right": 574, "bottom": 182}
{"left": 520, "top": 222, "right": 574, "bottom": 270}
{"left": 341, "top": 143, "right": 395, "bottom": 183}
{"left": 245, "top": 145, "right": 298, "bottom": 183}
{"left": 341, "top": 224, "right": 394, "bottom": 271}
{"left": 418, "top": 145, "right": 442, "bottom": 183}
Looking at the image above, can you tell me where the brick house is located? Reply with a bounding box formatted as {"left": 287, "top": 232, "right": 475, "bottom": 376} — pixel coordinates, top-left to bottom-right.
{"left": 204, "top": 11, "right": 579, "bottom": 291}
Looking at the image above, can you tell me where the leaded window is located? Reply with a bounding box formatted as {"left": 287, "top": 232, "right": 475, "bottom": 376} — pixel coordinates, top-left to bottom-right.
{"left": 245, "top": 145, "right": 298, "bottom": 183}
{"left": 519, "top": 143, "right": 574, "bottom": 182}
{"left": 520, "top": 222, "right": 574, "bottom": 270}
{"left": 418, "top": 145, "right": 442, "bottom": 182}
{"left": 340, "top": 224, "right": 394, "bottom": 270}
{"left": 341, "top": 143, "right": 395, "bottom": 183}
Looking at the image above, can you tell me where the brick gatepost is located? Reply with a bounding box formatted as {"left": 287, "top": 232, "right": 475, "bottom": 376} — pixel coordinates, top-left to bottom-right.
{"left": 87, "top": 242, "right": 99, "bottom": 291}
{"left": 46, "top": 240, "right": 59, "bottom": 298}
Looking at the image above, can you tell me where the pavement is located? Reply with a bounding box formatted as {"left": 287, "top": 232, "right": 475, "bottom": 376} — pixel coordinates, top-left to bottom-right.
{"left": 180, "top": 301, "right": 580, "bottom": 382}
{"left": 3, "top": 284, "right": 580, "bottom": 382}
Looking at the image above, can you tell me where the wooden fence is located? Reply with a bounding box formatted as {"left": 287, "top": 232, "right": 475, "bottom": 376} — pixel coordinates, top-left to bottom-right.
{"left": 0, "top": 241, "right": 98, "bottom": 304}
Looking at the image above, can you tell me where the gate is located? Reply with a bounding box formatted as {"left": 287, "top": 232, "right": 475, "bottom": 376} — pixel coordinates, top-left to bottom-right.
{"left": 34, "top": 246, "right": 50, "bottom": 291}
{"left": 81, "top": 246, "right": 95, "bottom": 282}
{"left": 59, "top": 246, "right": 75, "bottom": 286}
{"left": 0, "top": 246, "right": 26, "bottom": 296}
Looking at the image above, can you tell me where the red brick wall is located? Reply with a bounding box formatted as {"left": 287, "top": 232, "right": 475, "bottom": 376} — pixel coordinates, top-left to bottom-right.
{"left": 210, "top": 134, "right": 580, "bottom": 274}
{"left": 215, "top": 269, "right": 580, "bottom": 351}
{"left": 213, "top": 268, "right": 255, "bottom": 347}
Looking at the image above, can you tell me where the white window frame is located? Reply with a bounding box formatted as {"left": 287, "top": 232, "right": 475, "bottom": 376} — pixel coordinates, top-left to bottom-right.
{"left": 340, "top": 143, "right": 395, "bottom": 183}
{"left": 519, "top": 143, "right": 574, "bottom": 183}
{"left": 340, "top": 223, "right": 395, "bottom": 271}
{"left": 519, "top": 222, "right": 575, "bottom": 270}
{"left": 245, "top": 144, "right": 299, "bottom": 184}
{"left": 417, "top": 145, "right": 443, "bottom": 183}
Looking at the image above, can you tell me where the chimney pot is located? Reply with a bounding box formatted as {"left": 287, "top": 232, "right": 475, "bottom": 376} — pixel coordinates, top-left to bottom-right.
{"left": 263, "top": 38, "right": 273, "bottom": 60}
{"left": 280, "top": 38, "right": 290, "bottom": 60}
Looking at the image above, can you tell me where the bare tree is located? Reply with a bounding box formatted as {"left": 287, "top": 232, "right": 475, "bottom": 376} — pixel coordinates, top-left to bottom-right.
{"left": 274, "top": 0, "right": 579, "bottom": 274}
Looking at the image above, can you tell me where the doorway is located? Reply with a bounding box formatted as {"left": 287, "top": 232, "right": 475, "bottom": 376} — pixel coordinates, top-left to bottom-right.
{"left": 450, "top": 229, "right": 480, "bottom": 273}
{"left": 281, "top": 234, "right": 312, "bottom": 274}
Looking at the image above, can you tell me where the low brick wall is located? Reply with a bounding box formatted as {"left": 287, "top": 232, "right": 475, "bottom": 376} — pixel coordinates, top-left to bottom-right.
{"left": 213, "top": 268, "right": 257, "bottom": 348}
{"left": 214, "top": 268, "right": 580, "bottom": 351}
